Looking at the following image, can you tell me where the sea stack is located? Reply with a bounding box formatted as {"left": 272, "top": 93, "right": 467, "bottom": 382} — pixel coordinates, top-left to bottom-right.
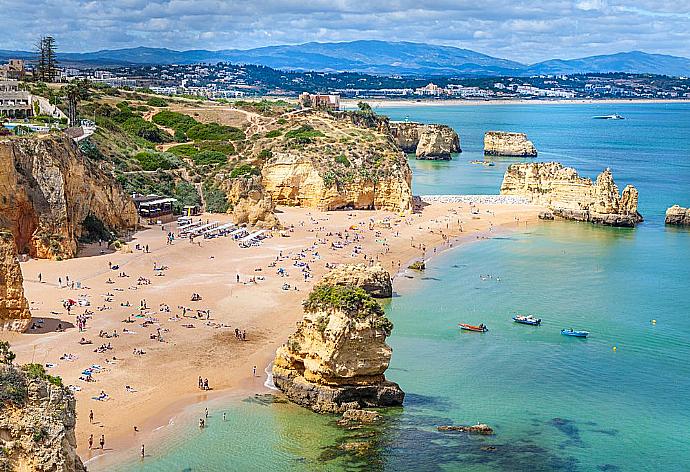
{"left": 0, "top": 365, "right": 86, "bottom": 471}
{"left": 665, "top": 205, "right": 690, "bottom": 226}
{"left": 389, "top": 122, "right": 461, "bottom": 159}
{"left": 272, "top": 266, "right": 404, "bottom": 413}
{"left": 484, "top": 131, "right": 537, "bottom": 157}
{"left": 500, "top": 162, "right": 643, "bottom": 227}
{"left": 0, "top": 232, "right": 31, "bottom": 332}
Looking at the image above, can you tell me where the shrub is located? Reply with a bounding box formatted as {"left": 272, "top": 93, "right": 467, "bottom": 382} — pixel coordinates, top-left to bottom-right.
{"left": 78, "top": 138, "right": 104, "bottom": 161}
{"left": 192, "top": 150, "right": 226, "bottom": 166}
{"left": 265, "top": 129, "right": 282, "bottom": 138}
{"left": 0, "top": 367, "right": 27, "bottom": 406}
{"left": 202, "top": 182, "right": 229, "bottom": 213}
{"left": 173, "top": 182, "right": 201, "bottom": 212}
{"left": 335, "top": 155, "right": 351, "bottom": 167}
{"left": 230, "top": 163, "right": 260, "bottom": 178}
{"left": 122, "top": 116, "right": 171, "bottom": 143}
{"left": 152, "top": 110, "right": 198, "bottom": 132}
{"left": 258, "top": 149, "right": 272, "bottom": 159}
{"left": 146, "top": 97, "right": 169, "bottom": 107}
{"left": 284, "top": 124, "right": 325, "bottom": 144}
{"left": 167, "top": 144, "right": 199, "bottom": 157}
{"left": 186, "top": 123, "right": 245, "bottom": 141}
{"left": 303, "top": 285, "right": 384, "bottom": 319}
{"left": 134, "top": 150, "right": 182, "bottom": 171}
{"left": 197, "top": 141, "right": 235, "bottom": 154}
{"left": 22, "top": 363, "right": 63, "bottom": 387}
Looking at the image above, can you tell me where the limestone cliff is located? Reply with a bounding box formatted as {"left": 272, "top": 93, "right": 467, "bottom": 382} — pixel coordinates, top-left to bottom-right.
{"left": 216, "top": 174, "right": 279, "bottom": 228}
{"left": 484, "top": 131, "right": 537, "bottom": 157}
{"left": 0, "top": 366, "right": 85, "bottom": 471}
{"left": 319, "top": 264, "right": 392, "bottom": 298}
{"left": 0, "top": 233, "right": 31, "bottom": 332}
{"left": 665, "top": 205, "right": 690, "bottom": 226}
{"left": 500, "top": 162, "right": 643, "bottom": 227}
{"left": 390, "top": 122, "right": 461, "bottom": 159}
{"left": 0, "top": 135, "right": 137, "bottom": 259}
{"left": 260, "top": 112, "right": 412, "bottom": 212}
{"left": 272, "top": 284, "right": 404, "bottom": 413}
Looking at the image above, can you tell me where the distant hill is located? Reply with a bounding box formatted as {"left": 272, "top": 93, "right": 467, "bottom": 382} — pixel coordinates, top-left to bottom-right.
{"left": 2, "top": 41, "right": 689, "bottom": 77}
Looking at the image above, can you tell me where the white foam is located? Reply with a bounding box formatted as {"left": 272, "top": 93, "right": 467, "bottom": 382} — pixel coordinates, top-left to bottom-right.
{"left": 264, "top": 362, "right": 278, "bottom": 391}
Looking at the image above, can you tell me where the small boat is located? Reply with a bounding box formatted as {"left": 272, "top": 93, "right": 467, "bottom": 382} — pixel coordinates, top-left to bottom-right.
{"left": 593, "top": 114, "right": 624, "bottom": 120}
{"left": 513, "top": 315, "right": 541, "bottom": 326}
{"left": 561, "top": 329, "right": 589, "bottom": 338}
{"left": 459, "top": 323, "right": 488, "bottom": 332}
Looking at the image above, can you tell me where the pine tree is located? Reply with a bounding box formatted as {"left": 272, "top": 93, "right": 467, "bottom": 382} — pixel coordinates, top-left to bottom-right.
{"left": 34, "top": 36, "right": 58, "bottom": 82}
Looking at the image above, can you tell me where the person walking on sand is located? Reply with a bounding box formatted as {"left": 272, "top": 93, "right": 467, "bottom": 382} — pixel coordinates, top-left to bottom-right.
{"left": 99, "top": 435, "right": 105, "bottom": 450}
{"left": 141, "top": 444, "right": 145, "bottom": 459}
{"left": 205, "top": 408, "right": 209, "bottom": 418}
{"left": 89, "top": 409, "right": 94, "bottom": 423}
{"left": 88, "top": 434, "right": 93, "bottom": 450}
{"left": 38, "top": 273, "right": 42, "bottom": 283}
{"left": 253, "top": 365, "right": 257, "bottom": 377}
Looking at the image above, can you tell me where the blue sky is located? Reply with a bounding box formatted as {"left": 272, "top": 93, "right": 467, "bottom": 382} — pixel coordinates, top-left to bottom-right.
{"left": 1, "top": 0, "right": 688, "bottom": 63}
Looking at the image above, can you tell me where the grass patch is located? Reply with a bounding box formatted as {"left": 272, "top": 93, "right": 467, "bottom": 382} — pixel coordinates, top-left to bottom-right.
{"left": 134, "top": 150, "right": 183, "bottom": 171}
{"left": 230, "top": 163, "right": 260, "bottom": 178}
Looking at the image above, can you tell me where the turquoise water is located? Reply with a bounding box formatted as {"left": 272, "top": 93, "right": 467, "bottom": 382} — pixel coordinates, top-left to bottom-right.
{"left": 112, "top": 103, "right": 690, "bottom": 471}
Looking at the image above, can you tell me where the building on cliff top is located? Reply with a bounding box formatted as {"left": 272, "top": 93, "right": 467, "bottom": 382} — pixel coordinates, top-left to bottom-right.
{"left": 0, "top": 80, "right": 32, "bottom": 119}
{"left": 298, "top": 92, "right": 340, "bottom": 110}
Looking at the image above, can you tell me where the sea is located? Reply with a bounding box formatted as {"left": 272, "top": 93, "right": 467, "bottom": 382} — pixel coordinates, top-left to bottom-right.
{"left": 106, "top": 102, "right": 690, "bottom": 472}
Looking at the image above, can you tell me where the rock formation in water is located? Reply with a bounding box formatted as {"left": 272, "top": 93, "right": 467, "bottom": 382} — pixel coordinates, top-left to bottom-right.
{"left": 665, "top": 205, "right": 690, "bottom": 226}
{"left": 500, "top": 162, "right": 643, "bottom": 227}
{"left": 0, "top": 233, "right": 31, "bottom": 332}
{"left": 216, "top": 174, "right": 280, "bottom": 228}
{"left": 390, "top": 122, "right": 461, "bottom": 159}
{"left": 272, "top": 283, "right": 404, "bottom": 413}
{"left": 0, "top": 135, "right": 137, "bottom": 259}
{"left": 260, "top": 112, "right": 412, "bottom": 212}
{"left": 0, "top": 365, "right": 85, "bottom": 471}
{"left": 484, "top": 131, "right": 537, "bottom": 157}
{"left": 319, "top": 264, "right": 392, "bottom": 298}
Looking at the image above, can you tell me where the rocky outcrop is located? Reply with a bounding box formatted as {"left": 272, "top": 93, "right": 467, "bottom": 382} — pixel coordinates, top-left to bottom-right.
{"left": 319, "top": 264, "right": 392, "bottom": 298}
{"left": 272, "top": 284, "right": 404, "bottom": 413}
{"left": 500, "top": 162, "right": 643, "bottom": 227}
{"left": 0, "top": 233, "right": 31, "bottom": 332}
{"left": 217, "top": 175, "right": 279, "bottom": 228}
{"left": 0, "top": 366, "right": 85, "bottom": 471}
{"left": 437, "top": 423, "right": 494, "bottom": 435}
{"left": 484, "top": 131, "right": 537, "bottom": 157}
{"left": 390, "top": 122, "right": 461, "bottom": 159}
{"left": 0, "top": 135, "right": 137, "bottom": 259}
{"left": 665, "top": 205, "right": 690, "bottom": 226}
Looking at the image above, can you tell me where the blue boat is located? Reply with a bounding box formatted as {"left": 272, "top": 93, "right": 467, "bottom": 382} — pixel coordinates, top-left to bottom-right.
{"left": 561, "top": 329, "right": 589, "bottom": 338}
{"left": 513, "top": 315, "right": 541, "bottom": 326}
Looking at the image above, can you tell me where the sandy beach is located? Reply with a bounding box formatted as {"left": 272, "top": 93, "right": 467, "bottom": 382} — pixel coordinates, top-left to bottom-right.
{"left": 0, "top": 200, "right": 542, "bottom": 468}
{"left": 340, "top": 98, "right": 690, "bottom": 109}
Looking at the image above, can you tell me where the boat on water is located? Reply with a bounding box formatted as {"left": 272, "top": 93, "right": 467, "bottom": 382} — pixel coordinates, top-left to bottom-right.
{"left": 561, "top": 329, "right": 589, "bottom": 338}
{"left": 459, "top": 323, "right": 488, "bottom": 332}
{"left": 593, "top": 114, "right": 624, "bottom": 120}
{"left": 513, "top": 314, "right": 541, "bottom": 326}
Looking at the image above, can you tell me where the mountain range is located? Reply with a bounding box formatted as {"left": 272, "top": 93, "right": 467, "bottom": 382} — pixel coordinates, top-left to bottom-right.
{"left": 2, "top": 40, "right": 690, "bottom": 77}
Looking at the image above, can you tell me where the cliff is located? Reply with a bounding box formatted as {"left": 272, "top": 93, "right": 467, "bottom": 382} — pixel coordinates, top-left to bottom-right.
{"left": 319, "top": 264, "right": 392, "bottom": 298}
{"left": 484, "top": 131, "right": 537, "bottom": 157}
{"left": 0, "top": 135, "right": 137, "bottom": 260}
{"left": 216, "top": 175, "right": 280, "bottom": 228}
{"left": 260, "top": 112, "right": 412, "bottom": 212}
{"left": 390, "top": 122, "right": 461, "bottom": 159}
{"left": 272, "top": 284, "right": 404, "bottom": 413}
{"left": 0, "top": 365, "right": 85, "bottom": 472}
{"left": 500, "top": 162, "right": 643, "bottom": 227}
{"left": 665, "top": 205, "right": 690, "bottom": 226}
{"left": 0, "top": 233, "right": 31, "bottom": 332}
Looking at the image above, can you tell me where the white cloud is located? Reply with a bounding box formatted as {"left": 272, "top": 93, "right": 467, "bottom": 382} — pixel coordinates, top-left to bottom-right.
{"left": 0, "top": 0, "right": 688, "bottom": 63}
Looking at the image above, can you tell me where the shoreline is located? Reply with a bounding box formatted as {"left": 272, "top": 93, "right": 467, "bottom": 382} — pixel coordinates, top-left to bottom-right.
{"left": 85, "top": 206, "right": 542, "bottom": 470}
{"left": 340, "top": 98, "right": 690, "bottom": 108}
{"left": 1, "top": 201, "right": 542, "bottom": 471}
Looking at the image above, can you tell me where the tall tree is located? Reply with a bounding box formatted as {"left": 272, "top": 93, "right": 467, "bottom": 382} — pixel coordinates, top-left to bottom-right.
{"left": 34, "top": 36, "right": 58, "bottom": 82}
{"left": 62, "top": 79, "right": 90, "bottom": 126}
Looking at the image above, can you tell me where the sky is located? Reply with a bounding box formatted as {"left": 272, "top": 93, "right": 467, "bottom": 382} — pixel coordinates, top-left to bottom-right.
{"left": 1, "top": 0, "right": 689, "bottom": 63}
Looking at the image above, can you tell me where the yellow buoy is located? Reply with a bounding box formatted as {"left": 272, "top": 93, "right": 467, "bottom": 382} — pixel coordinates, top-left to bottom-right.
{"left": 651, "top": 319, "right": 657, "bottom": 324}
{"left": 612, "top": 346, "right": 617, "bottom": 351}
